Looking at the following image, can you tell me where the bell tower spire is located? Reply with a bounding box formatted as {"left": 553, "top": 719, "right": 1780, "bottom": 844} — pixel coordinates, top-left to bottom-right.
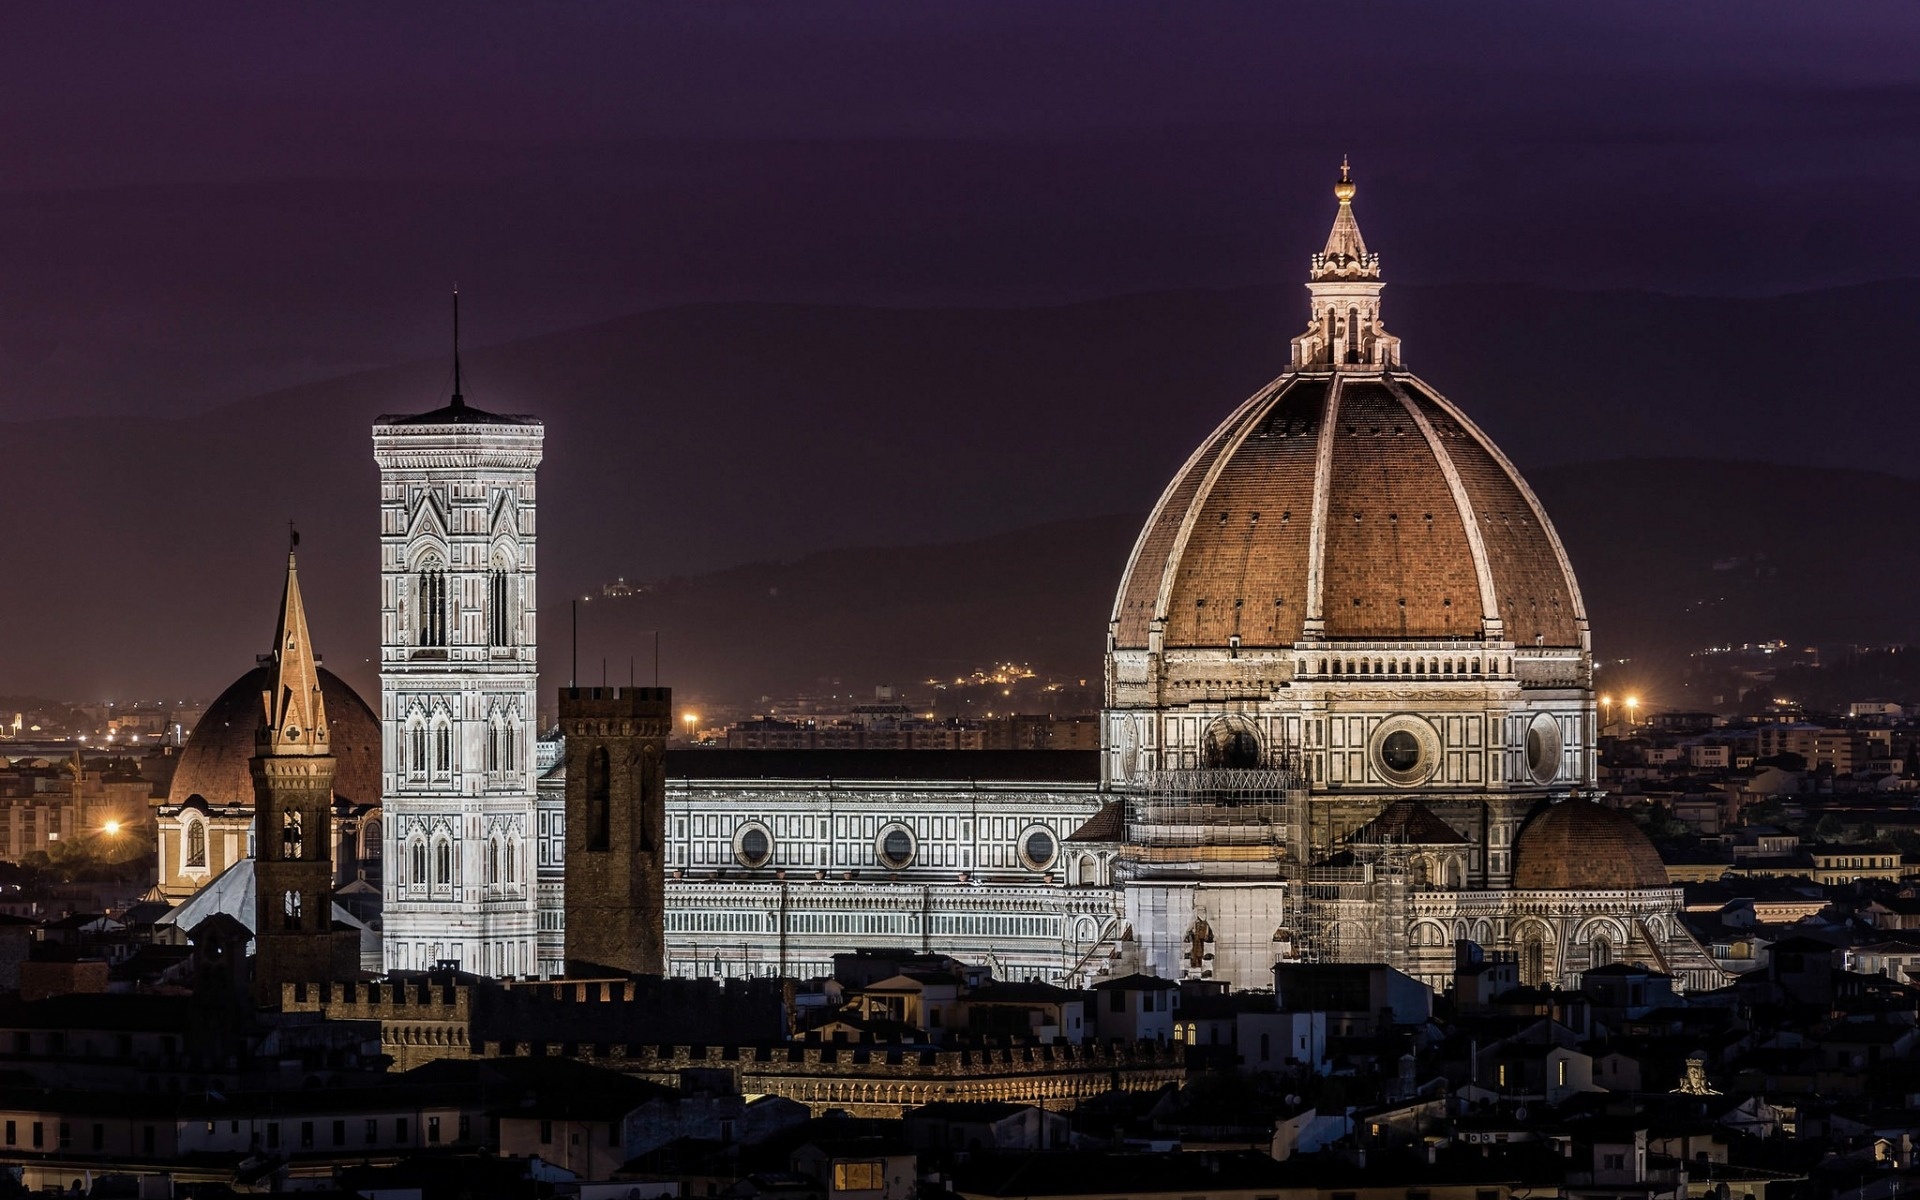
{"left": 250, "top": 535, "right": 355, "bottom": 1006}
{"left": 1290, "top": 159, "right": 1401, "bottom": 370}
{"left": 259, "top": 533, "right": 329, "bottom": 757}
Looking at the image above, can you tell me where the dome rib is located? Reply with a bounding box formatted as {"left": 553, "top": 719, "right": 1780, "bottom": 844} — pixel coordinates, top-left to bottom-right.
{"left": 1150, "top": 376, "right": 1302, "bottom": 646}
{"left": 1387, "top": 377, "right": 1502, "bottom": 635}
{"left": 1300, "top": 374, "right": 1344, "bottom": 638}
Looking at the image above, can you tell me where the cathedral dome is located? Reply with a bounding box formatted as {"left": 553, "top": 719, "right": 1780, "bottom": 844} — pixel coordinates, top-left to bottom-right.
{"left": 1108, "top": 170, "right": 1585, "bottom": 656}
{"left": 1110, "top": 371, "right": 1585, "bottom": 651}
{"left": 1510, "top": 799, "right": 1668, "bottom": 891}
{"left": 168, "top": 666, "right": 381, "bottom": 810}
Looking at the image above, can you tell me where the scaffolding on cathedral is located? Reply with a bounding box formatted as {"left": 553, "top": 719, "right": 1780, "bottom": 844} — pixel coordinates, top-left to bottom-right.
{"left": 1111, "top": 762, "right": 1306, "bottom": 884}
{"left": 1295, "top": 835, "right": 1411, "bottom": 967}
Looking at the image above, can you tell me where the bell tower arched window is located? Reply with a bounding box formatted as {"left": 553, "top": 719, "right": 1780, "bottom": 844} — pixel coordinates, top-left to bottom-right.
{"left": 185, "top": 819, "right": 207, "bottom": 869}
{"left": 489, "top": 565, "right": 512, "bottom": 647}
{"left": 417, "top": 558, "right": 447, "bottom": 647}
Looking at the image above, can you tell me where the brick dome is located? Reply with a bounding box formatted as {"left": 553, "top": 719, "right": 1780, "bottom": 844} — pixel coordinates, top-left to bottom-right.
{"left": 1110, "top": 372, "right": 1586, "bottom": 652}
{"left": 168, "top": 666, "right": 381, "bottom": 810}
{"left": 1511, "top": 799, "right": 1668, "bottom": 891}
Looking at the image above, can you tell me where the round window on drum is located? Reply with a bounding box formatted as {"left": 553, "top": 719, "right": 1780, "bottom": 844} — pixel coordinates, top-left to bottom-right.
{"left": 1368, "top": 715, "right": 1440, "bottom": 787}
{"left": 877, "top": 823, "right": 916, "bottom": 870}
{"left": 733, "top": 822, "right": 774, "bottom": 869}
{"left": 1525, "top": 712, "right": 1563, "bottom": 784}
{"left": 1020, "top": 827, "right": 1057, "bottom": 872}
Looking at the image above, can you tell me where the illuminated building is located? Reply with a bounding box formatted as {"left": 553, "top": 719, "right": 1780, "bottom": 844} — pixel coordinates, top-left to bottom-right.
{"left": 610, "top": 166, "right": 1721, "bottom": 992}
{"left": 1096, "top": 163, "right": 1719, "bottom": 989}
{"left": 372, "top": 330, "right": 543, "bottom": 978}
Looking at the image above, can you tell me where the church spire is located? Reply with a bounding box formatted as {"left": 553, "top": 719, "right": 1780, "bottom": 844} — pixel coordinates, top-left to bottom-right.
{"left": 1291, "top": 159, "right": 1400, "bottom": 370}
{"left": 1313, "top": 156, "right": 1378, "bottom": 279}
{"left": 259, "top": 533, "right": 329, "bottom": 756}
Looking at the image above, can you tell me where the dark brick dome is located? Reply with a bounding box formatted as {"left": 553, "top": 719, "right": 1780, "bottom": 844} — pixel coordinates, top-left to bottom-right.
{"left": 168, "top": 666, "right": 380, "bottom": 810}
{"left": 1512, "top": 799, "right": 1668, "bottom": 891}
{"left": 1110, "top": 373, "right": 1585, "bottom": 652}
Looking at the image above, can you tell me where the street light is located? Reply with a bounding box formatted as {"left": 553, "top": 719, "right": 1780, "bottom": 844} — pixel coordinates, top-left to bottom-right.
{"left": 683, "top": 712, "right": 698, "bottom": 743}
{"left": 1625, "top": 695, "right": 1640, "bottom": 726}
{"left": 102, "top": 820, "right": 121, "bottom": 837}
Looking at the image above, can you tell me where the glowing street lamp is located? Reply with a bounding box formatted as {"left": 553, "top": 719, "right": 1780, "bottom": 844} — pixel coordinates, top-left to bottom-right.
{"left": 102, "top": 820, "right": 121, "bottom": 837}
{"left": 683, "top": 712, "right": 698, "bottom": 743}
{"left": 1624, "top": 695, "right": 1640, "bottom": 726}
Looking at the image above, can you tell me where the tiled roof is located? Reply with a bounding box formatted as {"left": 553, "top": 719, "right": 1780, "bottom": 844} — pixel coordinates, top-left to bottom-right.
{"left": 1065, "top": 800, "right": 1125, "bottom": 842}
{"left": 1111, "top": 373, "right": 1584, "bottom": 651}
{"left": 1347, "top": 799, "right": 1470, "bottom": 846}
{"left": 1512, "top": 799, "right": 1669, "bottom": 891}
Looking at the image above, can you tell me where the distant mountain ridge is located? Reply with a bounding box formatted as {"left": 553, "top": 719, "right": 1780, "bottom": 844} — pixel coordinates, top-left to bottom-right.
{"left": 6, "top": 282, "right": 1917, "bottom": 701}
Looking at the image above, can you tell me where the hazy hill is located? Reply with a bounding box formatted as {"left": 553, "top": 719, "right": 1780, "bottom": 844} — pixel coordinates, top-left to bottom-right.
{"left": 6, "top": 282, "right": 1920, "bottom": 702}
{"left": 575, "top": 458, "right": 1920, "bottom": 710}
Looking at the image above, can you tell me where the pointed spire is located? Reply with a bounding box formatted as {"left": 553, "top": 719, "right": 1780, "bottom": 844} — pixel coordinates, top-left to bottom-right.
{"left": 450, "top": 286, "right": 465, "bottom": 409}
{"left": 1291, "top": 160, "right": 1400, "bottom": 370}
{"left": 1313, "top": 156, "right": 1378, "bottom": 280}
{"left": 259, "top": 537, "right": 329, "bottom": 757}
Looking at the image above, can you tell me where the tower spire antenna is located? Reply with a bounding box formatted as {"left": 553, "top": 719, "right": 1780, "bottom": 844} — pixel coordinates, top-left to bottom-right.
{"left": 451, "top": 285, "right": 464, "bottom": 408}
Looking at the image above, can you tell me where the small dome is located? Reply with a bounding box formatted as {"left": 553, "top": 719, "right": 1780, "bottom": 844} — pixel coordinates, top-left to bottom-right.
{"left": 1511, "top": 799, "right": 1667, "bottom": 891}
{"left": 168, "top": 666, "right": 381, "bottom": 810}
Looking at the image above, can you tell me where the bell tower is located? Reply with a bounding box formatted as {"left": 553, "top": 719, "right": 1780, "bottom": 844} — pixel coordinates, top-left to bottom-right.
{"left": 251, "top": 543, "right": 358, "bottom": 1005}
{"left": 374, "top": 294, "right": 544, "bottom": 977}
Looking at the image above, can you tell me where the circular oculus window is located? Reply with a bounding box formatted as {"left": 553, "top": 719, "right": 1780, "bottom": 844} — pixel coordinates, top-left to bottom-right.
{"left": 1019, "top": 827, "right": 1058, "bottom": 871}
{"left": 876, "top": 823, "right": 917, "bottom": 870}
{"left": 733, "top": 823, "right": 774, "bottom": 869}
{"left": 1369, "top": 715, "right": 1440, "bottom": 786}
{"left": 1525, "top": 713, "right": 1563, "bottom": 784}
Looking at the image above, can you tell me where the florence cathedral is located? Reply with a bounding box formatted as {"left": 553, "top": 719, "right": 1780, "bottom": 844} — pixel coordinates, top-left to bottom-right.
{"left": 155, "top": 165, "right": 1724, "bottom": 995}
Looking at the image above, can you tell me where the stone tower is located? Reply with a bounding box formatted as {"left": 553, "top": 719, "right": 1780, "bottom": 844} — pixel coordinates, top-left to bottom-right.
{"left": 373, "top": 310, "right": 543, "bottom": 977}
{"left": 251, "top": 547, "right": 358, "bottom": 1005}
{"left": 559, "top": 686, "right": 671, "bottom": 976}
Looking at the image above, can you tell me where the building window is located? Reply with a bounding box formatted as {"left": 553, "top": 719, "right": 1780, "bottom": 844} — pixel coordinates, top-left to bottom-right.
{"left": 539, "top": 1120, "right": 553, "bottom": 1145}
{"left": 185, "top": 819, "right": 207, "bottom": 869}
{"left": 300, "top": 1121, "right": 314, "bottom": 1149}
{"left": 489, "top": 567, "right": 512, "bottom": 647}
{"left": 435, "top": 839, "right": 452, "bottom": 887}
{"left": 333, "top": 1120, "right": 346, "bottom": 1147}
{"left": 417, "top": 561, "right": 447, "bottom": 647}
{"left": 408, "top": 718, "right": 428, "bottom": 779}
{"left": 433, "top": 718, "right": 453, "bottom": 776}
{"left": 586, "top": 747, "right": 611, "bottom": 850}
{"left": 427, "top": 1116, "right": 441, "bottom": 1145}
{"left": 410, "top": 840, "right": 427, "bottom": 887}
{"left": 833, "top": 1162, "right": 885, "bottom": 1191}
{"left": 283, "top": 890, "right": 303, "bottom": 931}
{"left": 365, "top": 1118, "right": 378, "bottom": 1145}
{"left": 395, "top": 1118, "right": 408, "bottom": 1143}
{"left": 281, "top": 811, "right": 303, "bottom": 861}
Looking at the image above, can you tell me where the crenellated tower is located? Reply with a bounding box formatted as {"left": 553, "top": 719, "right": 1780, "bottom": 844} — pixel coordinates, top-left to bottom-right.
{"left": 373, "top": 299, "right": 543, "bottom": 977}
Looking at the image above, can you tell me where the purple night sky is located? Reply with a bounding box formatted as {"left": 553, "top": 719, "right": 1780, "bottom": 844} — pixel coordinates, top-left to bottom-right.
{"left": 5, "top": 2, "right": 1920, "bottom": 703}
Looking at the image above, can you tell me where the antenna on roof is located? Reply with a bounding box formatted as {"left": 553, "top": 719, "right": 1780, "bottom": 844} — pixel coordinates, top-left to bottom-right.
{"left": 451, "top": 285, "right": 464, "bottom": 408}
